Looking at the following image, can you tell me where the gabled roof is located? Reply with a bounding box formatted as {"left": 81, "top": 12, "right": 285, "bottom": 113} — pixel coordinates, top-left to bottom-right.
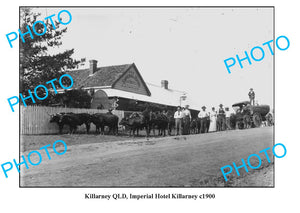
{"left": 67, "top": 63, "right": 151, "bottom": 96}
{"left": 67, "top": 64, "right": 132, "bottom": 88}
{"left": 112, "top": 63, "right": 151, "bottom": 96}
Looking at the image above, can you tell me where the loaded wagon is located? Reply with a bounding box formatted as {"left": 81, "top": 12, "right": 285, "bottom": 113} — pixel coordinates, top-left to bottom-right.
{"left": 232, "top": 101, "right": 270, "bottom": 129}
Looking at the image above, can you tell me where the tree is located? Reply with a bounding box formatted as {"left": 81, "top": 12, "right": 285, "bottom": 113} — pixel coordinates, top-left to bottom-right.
{"left": 34, "top": 89, "right": 92, "bottom": 108}
{"left": 61, "top": 89, "right": 92, "bottom": 108}
{"left": 19, "top": 8, "right": 79, "bottom": 94}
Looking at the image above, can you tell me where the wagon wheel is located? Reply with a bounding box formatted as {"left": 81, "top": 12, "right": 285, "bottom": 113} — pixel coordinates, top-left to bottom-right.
{"left": 267, "top": 114, "right": 273, "bottom": 126}
{"left": 243, "top": 114, "right": 251, "bottom": 129}
{"left": 229, "top": 117, "right": 236, "bottom": 130}
{"left": 253, "top": 113, "right": 262, "bottom": 127}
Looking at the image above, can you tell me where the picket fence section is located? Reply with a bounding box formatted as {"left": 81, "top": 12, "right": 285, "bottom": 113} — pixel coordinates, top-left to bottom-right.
{"left": 21, "top": 105, "right": 125, "bottom": 135}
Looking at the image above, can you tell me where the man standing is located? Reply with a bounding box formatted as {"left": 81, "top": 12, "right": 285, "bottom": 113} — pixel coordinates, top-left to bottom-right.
{"left": 225, "top": 107, "right": 231, "bottom": 130}
{"left": 218, "top": 104, "right": 225, "bottom": 115}
{"left": 217, "top": 104, "right": 226, "bottom": 131}
{"left": 174, "top": 106, "right": 183, "bottom": 135}
{"left": 182, "top": 105, "right": 192, "bottom": 135}
{"left": 248, "top": 88, "right": 255, "bottom": 105}
{"left": 198, "top": 106, "right": 209, "bottom": 133}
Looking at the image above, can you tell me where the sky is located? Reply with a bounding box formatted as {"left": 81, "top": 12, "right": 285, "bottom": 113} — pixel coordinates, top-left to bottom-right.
{"left": 31, "top": 7, "right": 274, "bottom": 110}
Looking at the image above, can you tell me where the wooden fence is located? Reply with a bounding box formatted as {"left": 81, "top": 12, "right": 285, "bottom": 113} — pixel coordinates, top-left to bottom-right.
{"left": 20, "top": 105, "right": 125, "bottom": 135}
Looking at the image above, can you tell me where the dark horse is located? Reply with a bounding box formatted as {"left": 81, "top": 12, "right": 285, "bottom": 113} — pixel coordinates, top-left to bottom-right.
{"left": 50, "top": 112, "right": 91, "bottom": 134}
{"left": 120, "top": 113, "right": 146, "bottom": 136}
{"left": 141, "top": 108, "right": 151, "bottom": 137}
{"left": 165, "top": 110, "right": 175, "bottom": 135}
{"left": 90, "top": 112, "right": 119, "bottom": 135}
{"left": 120, "top": 108, "right": 151, "bottom": 137}
{"left": 149, "top": 111, "right": 169, "bottom": 136}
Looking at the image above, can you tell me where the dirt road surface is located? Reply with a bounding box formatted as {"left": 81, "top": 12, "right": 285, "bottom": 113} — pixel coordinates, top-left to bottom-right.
{"left": 20, "top": 127, "right": 274, "bottom": 187}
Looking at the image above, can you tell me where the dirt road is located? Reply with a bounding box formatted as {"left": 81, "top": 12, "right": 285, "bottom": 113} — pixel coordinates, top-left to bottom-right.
{"left": 20, "top": 127, "right": 274, "bottom": 187}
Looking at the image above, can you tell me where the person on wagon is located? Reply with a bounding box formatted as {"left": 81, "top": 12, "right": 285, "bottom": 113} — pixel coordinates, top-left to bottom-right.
{"left": 248, "top": 88, "right": 255, "bottom": 105}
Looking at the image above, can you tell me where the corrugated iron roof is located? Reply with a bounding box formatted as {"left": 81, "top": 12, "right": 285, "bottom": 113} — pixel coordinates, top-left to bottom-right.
{"left": 101, "top": 83, "right": 201, "bottom": 111}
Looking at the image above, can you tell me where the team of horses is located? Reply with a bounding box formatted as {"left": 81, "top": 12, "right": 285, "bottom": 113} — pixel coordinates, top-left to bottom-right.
{"left": 49, "top": 112, "right": 119, "bottom": 135}
{"left": 118, "top": 109, "right": 230, "bottom": 137}
{"left": 49, "top": 108, "right": 273, "bottom": 136}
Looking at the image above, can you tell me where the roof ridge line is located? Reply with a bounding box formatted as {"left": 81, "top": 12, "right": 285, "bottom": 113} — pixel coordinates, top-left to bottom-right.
{"left": 145, "top": 81, "right": 187, "bottom": 94}
{"left": 67, "top": 63, "right": 133, "bottom": 72}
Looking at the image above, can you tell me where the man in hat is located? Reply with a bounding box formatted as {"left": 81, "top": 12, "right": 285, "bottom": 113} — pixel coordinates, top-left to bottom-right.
{"left": 225, "top": 107, "right": 231, "bottom": 130}
{"left": 248, "top": 88, "right": 255, "bottom": 105}
{"left": 218, "top": 104, "right": 225, "bottom": 115}
{"left": 182, "top": 105, "right": 191, "bottom": 119}
{"left": 182, "top": 105, "right": 191, "bottom": 134}
{"left": 216, "top": 104, "right": 226, "bottom": 131}
{"left": 174, "top": 106, "right": 183, "bottom": 135}
{"left": 198, "top": 106, "right": 209, "bottom": 133}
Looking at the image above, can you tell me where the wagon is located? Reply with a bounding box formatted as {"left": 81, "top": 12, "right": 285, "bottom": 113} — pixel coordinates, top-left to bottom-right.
{"left": 232, "top": 101, "right": 270, "bottom": 129}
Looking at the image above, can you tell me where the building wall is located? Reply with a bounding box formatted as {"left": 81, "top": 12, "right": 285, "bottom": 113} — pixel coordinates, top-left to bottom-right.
{"left": 113, "top": 66, "right": 149, "bottom": 96}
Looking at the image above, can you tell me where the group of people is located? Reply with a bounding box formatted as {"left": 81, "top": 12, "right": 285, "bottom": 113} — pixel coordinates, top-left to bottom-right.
{"left": 173, "top": 104, "right": 232, "bottom": 136}
{"left": 173, "top": 88, "right": 257, "bottom": 135}
{"left": 174, "top": 105, "right": 192, "bottom": 135}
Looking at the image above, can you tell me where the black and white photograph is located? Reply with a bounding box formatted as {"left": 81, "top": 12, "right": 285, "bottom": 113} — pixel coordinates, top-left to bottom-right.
{"left": 18, "top": 7, "right": 274, "bottom": 187}
{"left": 3, "top": 0, "right": 300, "bottom": 212}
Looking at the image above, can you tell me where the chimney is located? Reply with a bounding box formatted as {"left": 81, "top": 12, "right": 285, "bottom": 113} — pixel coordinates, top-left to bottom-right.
{"left": 161, "top": 80, "right": 169, "bottom": 89}
{"left": 89, "top": 60, "right": 98, "bottom": 75}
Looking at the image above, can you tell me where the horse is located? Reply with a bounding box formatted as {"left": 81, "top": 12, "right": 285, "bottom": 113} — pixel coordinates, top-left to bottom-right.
{"left": 149, "top": 111, "right": 169, "bottom": 136}
{"left": 190, "top": 118, "right": 198, "bottom": 134}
